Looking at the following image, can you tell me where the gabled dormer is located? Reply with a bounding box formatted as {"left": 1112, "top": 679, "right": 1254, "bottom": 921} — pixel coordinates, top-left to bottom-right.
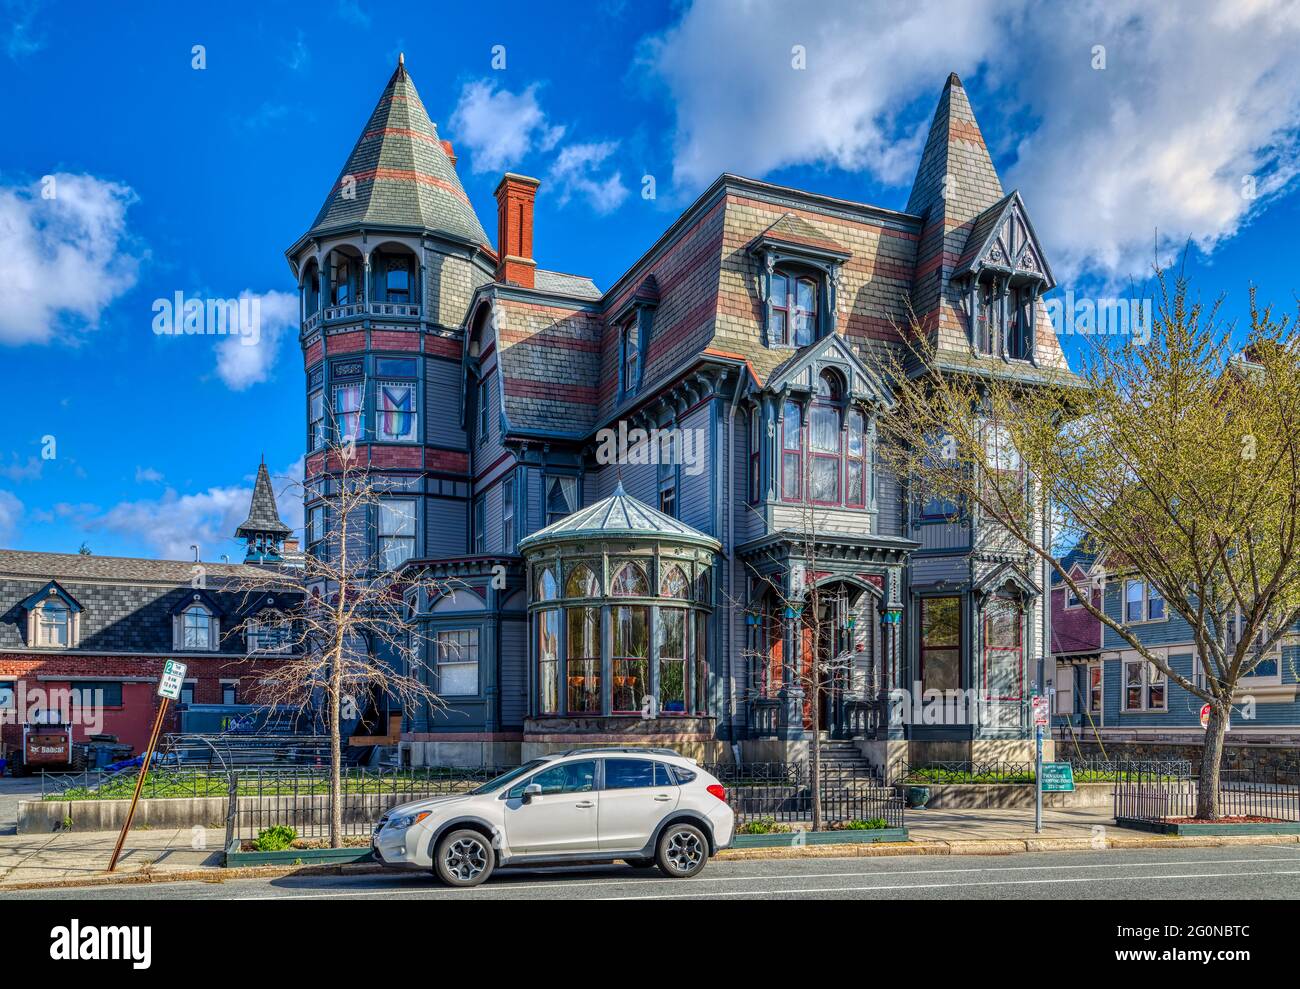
{"left": 170, "top": 589, "right": 225, "bottom": 652}
{"left": 22, "top": 580, "right": 82, "bottom": 649}
{"left": 952, "top": 191, "right": 1055, "bottom": 363}
{"left": 749, "top": 213, "right": 852, "bottom": 348}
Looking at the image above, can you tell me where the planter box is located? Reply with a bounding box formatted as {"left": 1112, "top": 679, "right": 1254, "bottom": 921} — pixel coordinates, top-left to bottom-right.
{"left": 897, "top": 781, "right": 1114, "bottom": 810}
{"left": 1115, "top": 817, "right": 1300, "bottom": 836}
{"left": 224, "top": 839, "right": 375, "bottom": 868}
{"left": 731, "top": 827, "right": 908, "bottom": 849}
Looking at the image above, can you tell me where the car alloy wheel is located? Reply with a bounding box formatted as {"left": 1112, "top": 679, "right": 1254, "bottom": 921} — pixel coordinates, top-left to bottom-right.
{"left": 658, "top": 824, "right": 707, "bottom": 878}
{"left": 435, "top": 830, "right": 494, "bottom": 887}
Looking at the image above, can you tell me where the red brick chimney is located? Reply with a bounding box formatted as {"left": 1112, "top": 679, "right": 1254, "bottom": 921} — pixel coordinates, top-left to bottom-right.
{"left": 493, "top": 173, "right": 540, "bottom": 288}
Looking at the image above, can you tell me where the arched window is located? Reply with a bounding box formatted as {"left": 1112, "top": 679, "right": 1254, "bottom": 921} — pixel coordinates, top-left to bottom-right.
{"left": 781, "top": 400, "right": 802, "bottom": 501}
{"left": 37, "top": 601, "right": 69, "bottom": 647}
{"left": 659, "top": 563, "right": 690, "bottom": 599}
{"left": 536, "top": 567, "right": 558, "bottom": 601}
{"left": 809, "top": 372, "right": 842, "bottom": 503}
{"left": 610, "top": 562, "right": 649, "bottom": 597}
{"left": 770, "top": 271, "right": 818, "bottom": 347}
{"left": 565, "top": 563, "right": 599, "bottom": 598}
{"left": 182, "top": 604, "right": 214, "bottom": 650}
{"left": 845, "top": 408, "right": 867, "bottom": 508}
{"left": 385, "top": 256, "right": 411, "bottom": 303}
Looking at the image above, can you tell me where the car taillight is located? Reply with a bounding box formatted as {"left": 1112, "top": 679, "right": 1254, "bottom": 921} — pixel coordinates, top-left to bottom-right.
{"left": 707, "top": 784, "right": 727, "bottom": 802}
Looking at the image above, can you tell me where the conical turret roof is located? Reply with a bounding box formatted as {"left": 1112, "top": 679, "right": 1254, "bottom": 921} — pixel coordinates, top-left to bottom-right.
{"left": 304, "top": 56, "right": 490, "bottom": 248}
{"left": 236, "top": 462, "right": 292, "bottom": 538}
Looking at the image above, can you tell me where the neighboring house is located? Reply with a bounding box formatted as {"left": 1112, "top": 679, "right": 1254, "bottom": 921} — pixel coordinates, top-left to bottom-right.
{"left": 0, "top": 467, "right": 301, "bottom": 762}
{"left": 287, "top": 59, "right": 1072, "bottom": 772}
{"left": 1050, "top": 542, "right": 1103, "bottom": 730}
{"left": 1050, "top": 547, "right": 1300, "bottom": 764}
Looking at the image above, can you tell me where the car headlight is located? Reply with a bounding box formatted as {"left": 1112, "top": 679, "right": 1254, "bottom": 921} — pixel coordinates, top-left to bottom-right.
{"left": 385, "top": 811, "right": 432, "bottom": 830}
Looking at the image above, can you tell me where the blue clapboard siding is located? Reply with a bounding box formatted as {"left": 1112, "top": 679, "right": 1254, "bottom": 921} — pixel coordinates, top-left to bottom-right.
{"left": 425, "top": 357, "right": 466, "bottom": 448}
{"left": 425, "top": 496, "right": 468, "bottom": 557}
{"left": 500, "top": 617, "right": 528, "bottom": 727}
{"left": 678, "top": 404, "right": 713, "bottom": 534}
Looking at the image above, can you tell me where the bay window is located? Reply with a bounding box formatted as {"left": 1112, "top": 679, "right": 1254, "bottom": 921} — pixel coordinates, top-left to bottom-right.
{"left": 378, "top": 499, "right": 416, "bottom": 569}
{"left": 920, "top": 596, "right": 961, "bottom": 691}
{"left": 781, "top": 400, "right": 802, "bottom": 500}
{"left": 808, "top": 374, "right": 842, "bottom": 503}
{"left": 308, "top": 390, "right": 325, "bottom": 451}
{"left": 537, "top": 608, "right": 560, "bottom": 714}
{"left": 376, "top": 381, "right": 417, "bottom": 442}
{"left": 610, "top": 563, "right": 650, "bottom": 713}
{"left": 435, "top": 629, "right": 479, "bottom": 696}
{"left": 334, "top": 383, "right": 362, "bottom": 443}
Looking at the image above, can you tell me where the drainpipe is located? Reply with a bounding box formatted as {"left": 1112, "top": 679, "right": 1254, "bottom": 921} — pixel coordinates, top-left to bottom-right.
{"left": 725, "top": 374, "right": 743, "bottom": 743}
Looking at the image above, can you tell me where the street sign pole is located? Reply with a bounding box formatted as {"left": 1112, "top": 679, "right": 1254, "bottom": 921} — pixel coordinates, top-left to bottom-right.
{"left": 1035, "top": 723, "right": 1043, "bottom": 834}
{"left": 106, "top": 696, "right": 169, "bottom": 872}
{"left": 108, "top": 659, "right": 186, "bottom": 873}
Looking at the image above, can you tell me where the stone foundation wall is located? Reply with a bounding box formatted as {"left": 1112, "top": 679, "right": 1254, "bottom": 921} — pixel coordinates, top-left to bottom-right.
{"left": 1064, "top": 739, "right": 1300, "bottom": 783}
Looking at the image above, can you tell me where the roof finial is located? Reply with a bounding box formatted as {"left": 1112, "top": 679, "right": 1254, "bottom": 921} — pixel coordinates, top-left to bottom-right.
{"left": 398, "top": 51, "right": 405, "bottom": 67}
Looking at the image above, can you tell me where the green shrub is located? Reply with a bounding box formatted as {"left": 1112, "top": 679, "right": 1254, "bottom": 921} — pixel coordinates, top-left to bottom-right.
{"left": 834, "top": 817, "right": 888, "bottom": 830}
{"left": 252, "top": 825, "right": 297, "bottom": 851}
{"left": 737, "top": 818, "right": 792, "bottom": 835}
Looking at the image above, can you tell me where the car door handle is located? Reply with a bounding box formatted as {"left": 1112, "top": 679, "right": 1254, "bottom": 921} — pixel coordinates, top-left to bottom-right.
{"left": 653, "top": 794, "right": 672, "bottom": 801}
{"left": 575, "top": 801, "right": 595, "bottom": 809}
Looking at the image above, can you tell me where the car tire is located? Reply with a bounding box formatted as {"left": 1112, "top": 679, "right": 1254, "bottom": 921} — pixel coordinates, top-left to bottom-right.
{"left": 433, "top": 829, "right": 495, "bottom": 888}
{"left": 655, "top": 822, "right": 709, "bottom": 879}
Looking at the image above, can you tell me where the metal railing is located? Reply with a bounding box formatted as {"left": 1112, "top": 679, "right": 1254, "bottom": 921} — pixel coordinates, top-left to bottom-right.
{"left": 1115, "top": 766, "right": 1300, "bottom": 824}
{"left": 228, "top": 766, "right": 508, "bottom": 840}
{"left": 703, "top": 762, "right": 904, "bottom": 830}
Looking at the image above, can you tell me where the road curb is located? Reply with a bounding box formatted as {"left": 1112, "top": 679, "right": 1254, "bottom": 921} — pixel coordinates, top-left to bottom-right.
{"left": 4, "top": 831, "right": 1298, "bottom": 890}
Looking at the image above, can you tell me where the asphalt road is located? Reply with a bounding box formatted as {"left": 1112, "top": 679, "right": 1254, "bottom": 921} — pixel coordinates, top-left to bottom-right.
{"left": 9, "top": 844, "right": 1300, "bottom": 900}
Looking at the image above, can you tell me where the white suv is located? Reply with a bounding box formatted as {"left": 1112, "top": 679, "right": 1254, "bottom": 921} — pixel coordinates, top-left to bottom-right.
{"left": 372, "top": 749, "right": 735, "bottom": 887}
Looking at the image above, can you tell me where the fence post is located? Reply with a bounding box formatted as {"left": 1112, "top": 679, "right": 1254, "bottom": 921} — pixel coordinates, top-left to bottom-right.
{"left": 224, "top": 771, "right": 238, "bottom": 851}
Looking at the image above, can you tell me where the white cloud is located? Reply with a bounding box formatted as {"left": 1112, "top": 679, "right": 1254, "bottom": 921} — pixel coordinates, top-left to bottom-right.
{"left": 213, "top": 289, "right": 299, "bottom": 390}
{"left": 337, "top": 0, "right": 370, "bottom": 27}
{"left": 0, "top": 455, "right": 43, "bottom": 482}
{"left": 0, "top": 491, "right": 21, "bottom": 542}
{"left": 0, "top": 173, "right": 141, "bottom": 344}
{"left": 644, "top": 0, "right": 1300, "bottom": 280}
{"left": 89, "top": 457, "right": 304, "bottom": 561}
{"left": 449, "top": 80, "right": 565, "bottom": 174}
{"left": 134, "top": 466, "right": 164, "bottom": 484}
{"left": 550, "top": 142, "right": 629, "bottom": 214}
{"left": 2, "top": 0, "right": 43, "bottom": 59}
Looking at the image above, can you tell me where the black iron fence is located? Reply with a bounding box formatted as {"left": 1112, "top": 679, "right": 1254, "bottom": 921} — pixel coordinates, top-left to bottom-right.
{"left": 703, "top": 762, "right": 905, "bottom": 830}
{"left": 1115, "top": 766, "right": 1300, "bottom": 824}
{"left": 898, "top": 758, "right": 1193, "bottom": 785}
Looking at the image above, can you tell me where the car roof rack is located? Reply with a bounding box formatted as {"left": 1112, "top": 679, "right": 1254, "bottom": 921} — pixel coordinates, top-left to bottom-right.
{"left": 555, "top": 746, "right": 683, "bottom": 758}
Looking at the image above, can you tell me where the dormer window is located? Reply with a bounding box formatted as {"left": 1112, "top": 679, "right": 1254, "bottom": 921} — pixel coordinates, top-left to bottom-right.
{"left": 37, "top": 601, "right": 69, "bottom": 647}
{"left": 621, "top": 317, "right": 640, "bottom": 396}
{"left": 385, "top": 258, "right": 411, "bottom": 303}
{"left": 770, "top": 271, "right": 817, "bottom": 348}
{"left": 181, "top": 604, "right": 216, "bottom": 651}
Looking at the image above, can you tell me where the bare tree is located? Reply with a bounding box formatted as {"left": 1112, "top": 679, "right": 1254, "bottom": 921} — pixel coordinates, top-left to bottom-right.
{"left": 872, "top": 271, "right": 1300, "bottom": 818}
{"left": 225, "top": 445, "right": 450, "bottom": 846}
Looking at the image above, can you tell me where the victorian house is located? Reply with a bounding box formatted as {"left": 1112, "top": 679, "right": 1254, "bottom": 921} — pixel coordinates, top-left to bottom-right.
{"left": 287, "top": 59, "right": 1067, "bottom": 775}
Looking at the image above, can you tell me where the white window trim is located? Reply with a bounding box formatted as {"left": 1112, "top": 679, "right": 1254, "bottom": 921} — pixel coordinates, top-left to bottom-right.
{"left": 1122, "top": 578, "right": 1167, "bottom": 625}
{"left": 175, "top": 601, "right": 219, "bottom": 652}
{"left": 27, "top": 598, "right": 80, "bottom": 650}
{"left": 434, "top": 628, "right": 480, "bottom": 697}
{"left": 1121, "top": 652, "right": 1168, "bottom": 712}
{"left": 1063, "top": 568, "right": 1088, "bottom": 610}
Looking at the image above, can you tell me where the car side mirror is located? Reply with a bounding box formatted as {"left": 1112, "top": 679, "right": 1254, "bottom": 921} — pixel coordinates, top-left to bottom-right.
{"left": 522, "top": 783, "right": 543, "bottom": 804}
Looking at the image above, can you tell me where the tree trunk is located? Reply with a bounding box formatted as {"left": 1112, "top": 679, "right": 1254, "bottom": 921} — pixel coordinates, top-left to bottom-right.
{"left": 809, "top": 685, "right": 822, "bottom": 833}
{"left": 1195, "top": 699, "right": 1229, "bottom": 820}
{"left": 328, "top": 668, "right": 343, "bottom": 848}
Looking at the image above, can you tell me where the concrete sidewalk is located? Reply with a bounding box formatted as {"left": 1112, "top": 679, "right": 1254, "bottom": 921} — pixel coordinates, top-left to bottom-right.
{"left": 0, "top": 828, "right": 227, "bottom": 888}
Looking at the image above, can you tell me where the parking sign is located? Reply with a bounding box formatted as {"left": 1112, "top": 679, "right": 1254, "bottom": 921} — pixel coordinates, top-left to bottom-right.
{"left": 158, "top": 659, "right": 188, "bottom": 701}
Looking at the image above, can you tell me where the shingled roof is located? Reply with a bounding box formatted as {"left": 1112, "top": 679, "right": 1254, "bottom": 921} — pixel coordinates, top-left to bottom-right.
{"left": 304, "top": 55, "right": 490, "bottom": 248}
{"left": 235, "top": 462, "right": 292, "bottom": 538}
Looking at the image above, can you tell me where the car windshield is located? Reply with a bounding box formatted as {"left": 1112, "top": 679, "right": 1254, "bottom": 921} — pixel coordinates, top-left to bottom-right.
{"left": 470, "top": 760, "right": 549, "bottom": 795}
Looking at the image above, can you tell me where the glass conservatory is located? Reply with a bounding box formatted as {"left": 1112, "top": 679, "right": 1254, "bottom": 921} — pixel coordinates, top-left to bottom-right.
{"left": 518, "top": 484, "right": 720, "bottom": 722}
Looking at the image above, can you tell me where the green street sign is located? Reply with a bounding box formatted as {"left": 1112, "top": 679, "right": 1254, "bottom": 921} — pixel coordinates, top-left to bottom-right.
{"left": 1040, "top": 762, "right": 1075, "bottom": 792}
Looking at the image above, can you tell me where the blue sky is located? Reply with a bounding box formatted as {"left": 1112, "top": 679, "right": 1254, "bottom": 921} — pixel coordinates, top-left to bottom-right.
{"left": 2, "top": 0, "right": 1299, "bottom": 562}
